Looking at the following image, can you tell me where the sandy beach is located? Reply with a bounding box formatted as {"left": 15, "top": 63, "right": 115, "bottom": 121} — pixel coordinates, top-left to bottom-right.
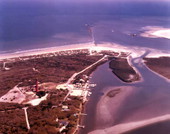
{"left": 1, "top": 42, "right": 170, "bottom": 62}
{"left": 90, "top": 114, "right": 170, "bottom": 134}
{"left": 0, "top": 43, "right": 93, "bottom": 60}
{"left": 140, "top": 26, "right": 170, "bottom": 39}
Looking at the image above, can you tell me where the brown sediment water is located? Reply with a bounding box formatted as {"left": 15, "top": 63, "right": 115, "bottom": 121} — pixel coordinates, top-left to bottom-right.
{"left": 80, "top": 56, "right": 170, "bottom": 134}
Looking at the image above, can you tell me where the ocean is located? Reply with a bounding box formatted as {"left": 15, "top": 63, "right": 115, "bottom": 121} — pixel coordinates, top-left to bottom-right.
{"left": 0, "top": 1, "right": 170, "bottom": 54}
{"left": 0, "top": 1, "right": 170, "bottom": 134}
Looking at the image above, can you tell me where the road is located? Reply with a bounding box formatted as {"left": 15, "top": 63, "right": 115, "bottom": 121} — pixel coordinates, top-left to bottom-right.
{"left": 63, "top": 55, "right": 108, "bottom": 102}
{"left": 23, "top": 107, "right": 30, "bottom": 130}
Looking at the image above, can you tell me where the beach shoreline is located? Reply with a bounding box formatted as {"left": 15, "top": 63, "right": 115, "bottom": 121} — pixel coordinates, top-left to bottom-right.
{"left": 1, "top": 42, "right": 170, "bottom": 62}
{"left": 1, "top": 42, "right": 170, "bottom": 133}
{"left": 143, "top": 57, "right": 170, "bottom": 81}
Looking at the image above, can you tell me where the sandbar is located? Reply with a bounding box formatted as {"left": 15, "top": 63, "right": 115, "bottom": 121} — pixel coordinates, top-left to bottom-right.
{"left": 140, "top": 26, "right": 170, "bottom": 39}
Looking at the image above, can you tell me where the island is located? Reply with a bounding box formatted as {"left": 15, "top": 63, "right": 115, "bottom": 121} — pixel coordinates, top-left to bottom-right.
{"left": 109, "top": 57, "right": 140, "bottom": 83}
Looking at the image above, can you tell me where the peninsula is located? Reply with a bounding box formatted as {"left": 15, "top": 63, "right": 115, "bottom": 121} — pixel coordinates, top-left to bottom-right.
{"left": 0, "top": 45, "right": 169, "bottom": 134}
{"left": 0, "top": 45, "right": 139, "bottom": 134}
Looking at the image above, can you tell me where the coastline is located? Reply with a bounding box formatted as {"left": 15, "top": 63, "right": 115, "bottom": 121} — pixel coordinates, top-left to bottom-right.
{"left": 1, "top": 42, "right": 170, "bottom": 62}
{"left": 1, "top": 42, "right": 170, "bottom": 133}
{"left": 144, "top": 64, "right": 170, "bottom": 82}
{"left": 140, "top": 26, "right": 170, "bottom": 39}
{"left": 71, "top": 56, "right": 108, "bottom": 134}
{"left": 0, "top": 42, "right": 137, "bottom": 61}
{"left": 90, "top": 114, "right": 170, "bottom": 134}
{"left": 143, "top": 57, "right": 170, "bottom": 82}
{"left": 0, "top": 43, "right": 93, "bottom": 60}
{"left": 109, "top": 57, "right": 141, "bottom": 83}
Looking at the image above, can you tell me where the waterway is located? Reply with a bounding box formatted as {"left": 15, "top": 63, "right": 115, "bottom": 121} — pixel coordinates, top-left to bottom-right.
{"left": 80, "top": 55, "right": 170, "bottom": 134}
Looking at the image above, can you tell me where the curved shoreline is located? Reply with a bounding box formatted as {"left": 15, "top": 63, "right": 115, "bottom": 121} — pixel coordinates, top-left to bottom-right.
{"left": 82, "top": 49, "right": 170, "bottom": 134}
{"left": 143, "top": 57, "right": 170, "bottom": 82}
{"left": 89, "top": 114, "right": 170, "bottom": 134}
{"left": 1, "top": 43, "right": 170, "bottom": 133}
{"left": 140, "top": 26, "right": 170, "bottom": 39}
{"left": 1, "top": 42, "right": 170, "bottom": 61}
{"left": 109, "top": 57, "right": 141, "bottom": 83}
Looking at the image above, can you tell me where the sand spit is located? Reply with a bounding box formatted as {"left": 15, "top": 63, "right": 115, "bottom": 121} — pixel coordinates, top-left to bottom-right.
{"left": 95, "top": 86, "right": 135, "bottom": 129}
{"left": 89, "top": 114, "right": 170, "bottom": 134}
{"left": 146, "top": 51, "right": 170, "bottom": 58}
{"left": 140, "top": 26, "right": 170, "bottom": 39}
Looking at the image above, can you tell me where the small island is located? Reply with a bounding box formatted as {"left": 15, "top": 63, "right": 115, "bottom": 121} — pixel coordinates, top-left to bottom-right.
{"left": 109, "top": 58, "right": 140, "bottom": 83}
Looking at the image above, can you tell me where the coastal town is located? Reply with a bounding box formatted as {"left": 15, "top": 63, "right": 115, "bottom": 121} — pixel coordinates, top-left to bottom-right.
{"left": 0, "top": 46, "right": 141, "bottom": 134}
{"left": 0, "top": 46, "right": 170, "bottom": 134}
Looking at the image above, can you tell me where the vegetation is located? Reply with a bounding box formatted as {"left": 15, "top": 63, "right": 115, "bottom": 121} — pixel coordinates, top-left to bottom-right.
{"left": 109, "top": 58, "right": 140, "bottom": 82}
{"left": 106, "top": 88, "right": 121, "bottom": 98}
{"left": 0, "top": 52, "right": 103, "bottom": 133}
{"left": 144, "top": 57, "right": 170, "bottom": 79}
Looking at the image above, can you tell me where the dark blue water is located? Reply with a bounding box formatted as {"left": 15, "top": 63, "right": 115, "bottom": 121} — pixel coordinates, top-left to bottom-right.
{"left": 0, "top": 1, "right": 170, "bottom": 53}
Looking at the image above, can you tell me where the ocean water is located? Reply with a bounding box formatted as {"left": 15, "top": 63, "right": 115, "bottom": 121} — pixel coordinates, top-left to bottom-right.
{"left": 0, "top": 1, "right": 170, "bottom": 134}
{"left": 0, "top": 1, "right": 170, "bottom": 53}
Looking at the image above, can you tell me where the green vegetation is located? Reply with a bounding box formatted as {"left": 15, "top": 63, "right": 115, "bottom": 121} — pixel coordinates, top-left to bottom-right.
{"left": 144, "top": 57, "right": 170, "bottom": 79}
{"left": 0, "top": 52, "right": 103, "bottom": 133}
{"left": 109, "top": 58, "right": 140, "bottom": 82}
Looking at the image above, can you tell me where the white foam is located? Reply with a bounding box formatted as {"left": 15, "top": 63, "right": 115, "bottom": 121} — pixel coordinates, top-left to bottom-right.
{"left": 140, "top": 26, "right": 170, "bottom": 39}
{"left": 0, "top": 42, "right": 169, "bottom": 61}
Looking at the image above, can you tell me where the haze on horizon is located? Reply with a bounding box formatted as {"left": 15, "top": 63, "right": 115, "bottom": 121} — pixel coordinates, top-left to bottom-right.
{"left": 1, "top": 0, "right": 170, "bottom": 3}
